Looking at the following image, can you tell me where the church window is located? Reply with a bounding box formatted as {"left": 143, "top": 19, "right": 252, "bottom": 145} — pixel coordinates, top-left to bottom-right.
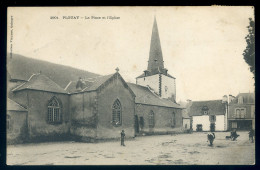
{"left": 112, "top": 99, "right": 122, "bottom": 126}
{"left": 47, "top": 97, "right": 61, "bottom": 123}
{"left": 149, "top": 111, "right": 155, "bottom": 128}
{"left": 171, "top": 112, "right": 176, "bottom": 127}
{"left": 165, "top": 86, "right": 168, "bottom": 94}
{"left": 7, "top": 115, "right": 11, "bottom": 131}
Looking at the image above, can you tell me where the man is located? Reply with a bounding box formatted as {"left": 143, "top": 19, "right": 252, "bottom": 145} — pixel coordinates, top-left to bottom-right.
{"left": 207, "top": 132, "right": 215, "bottom": 146}
{"left": 249, "top": 129, "right": 255, "bottom": 143}
{"left": 231, "top": 129, "right": 239, "bottom": 141}
{"left": 121, "top": 130, "right": 125, "bottom": 146}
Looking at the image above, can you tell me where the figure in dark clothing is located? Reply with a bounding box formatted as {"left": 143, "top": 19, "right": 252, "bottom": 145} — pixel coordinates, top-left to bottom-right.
{"left": 207, "top": 132, "right": 215, "bottom": 146}
{"left": 121, "top": 130, "right": 125, "bottom": 146}
{"left": 231, "top": 129, "right": 239, "bottom": 141}
{"left": 249, "top": 129, "right": 255, "bottom": 143}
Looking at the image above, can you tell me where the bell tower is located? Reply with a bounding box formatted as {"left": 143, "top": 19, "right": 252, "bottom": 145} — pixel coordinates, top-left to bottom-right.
{"left": 136, "top": 17, "right": 176, "bottom": 102}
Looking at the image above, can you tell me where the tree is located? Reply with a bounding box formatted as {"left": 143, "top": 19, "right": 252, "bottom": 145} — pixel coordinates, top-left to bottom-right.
{"left": 243, "top": 18, "right": 255, "bottom": 79}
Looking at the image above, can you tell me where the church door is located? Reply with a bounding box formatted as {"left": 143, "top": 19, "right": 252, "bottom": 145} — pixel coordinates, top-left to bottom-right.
{"left": 134, "top": 115, "right": 140, "bottom": 135}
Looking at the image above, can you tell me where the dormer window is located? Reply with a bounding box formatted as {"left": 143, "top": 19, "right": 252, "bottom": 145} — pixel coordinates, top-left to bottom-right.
{"left": 238, "top": 96, "right": 243, "bottom": 104}
{"left": 202, "top": 106, "right": 209, "bottom": 115}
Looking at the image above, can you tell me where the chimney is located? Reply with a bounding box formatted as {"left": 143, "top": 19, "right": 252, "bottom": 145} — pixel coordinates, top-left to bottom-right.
{"left": 222, "top": 95, "right": 228, "bottom": 103}
{"left": 229, "top": 94, "right": 235, "bottom": 103}
{"left": 144, "top": 70, "right": 149, "bottom": 77}
{"left": 76, "top": 77, "right": 84, "bottom": 91}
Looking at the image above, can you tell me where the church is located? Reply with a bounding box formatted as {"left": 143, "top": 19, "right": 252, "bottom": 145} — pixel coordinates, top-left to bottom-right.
{"left": 7, "top": 17, "right": 183, "bottom": 144}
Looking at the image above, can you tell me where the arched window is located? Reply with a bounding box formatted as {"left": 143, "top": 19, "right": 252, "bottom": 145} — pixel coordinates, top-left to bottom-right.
{"left": 112, "top": 99, "right": 122, "bottom": 126}
{"left": 48, "top": 97, "right": 61, "bottom": 123}
{"left": 149, "top": 111, "right": 155, "bottom": 128}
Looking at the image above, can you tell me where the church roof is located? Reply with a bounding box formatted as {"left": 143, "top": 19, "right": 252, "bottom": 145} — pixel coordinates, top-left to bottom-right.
{"left": 136, "top": 72, "right": 175, "bottom": 79}
{"left": 12, "top": 73, "right": 68, "bottom": 94}
{"left": 7, "top": 98, "right": 27, "bottom": 112}
{"left": 127, "top": 83, "right": 182, "bottom": 109}
{"left": 64, "top": 80, "right": 95, "bottom": 93}
{"left": 82, "top": 74, "right": 115, "bottom": 92}
{"left": 188, "top": 100, "right": 226, "bottom": 116}
{"left": 136, "top": 17, "right": 175, "bottom": 79}
{"left": 148, "top": 17, "right": 164, "bottom": 72}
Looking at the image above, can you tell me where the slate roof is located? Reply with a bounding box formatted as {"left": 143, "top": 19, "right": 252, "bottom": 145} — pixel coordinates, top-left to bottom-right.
{"left": 230, "top": 93, "right": 255, "bottom": 104}
{"left": 136, "top": 72, "right": 175, "bottom": 79}
{"left": 64, "top": 80, "right": 95, "bottom": 93}
{"left": 188, "top": 100, "right": 226, "bottom": 116}
{"left": 83, "top": 74, "right": 114, "bottom": 92}
{"left": 127, "top": 83, "right": 182, "bottom": 109}
{"left": 7, "top": 98, "right": 27, "bottom": 112}
{"left": 182, "top": 110, "right": 191, "bottom": 119}
{"left": 12, "top": 73, "right": 68, "bottom": 94}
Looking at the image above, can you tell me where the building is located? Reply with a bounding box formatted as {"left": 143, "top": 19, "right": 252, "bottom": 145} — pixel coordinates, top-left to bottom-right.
{"left": 188, "top": 100, "right": 228, "bottom": 132}
{"left": 228, "top": 93, "right": 255, "bottom": 130}
{"left": 128, "top": 83, "right": 182, "bottom": 135}
{"left": 136, "top": 17, "right": 176, "bottom": 102}
{"left": 133, "top": 17, "right": 183, "bottom": 134}
{"left": 180, "top": 100, "right": 192, "bottom": 131}
{"left": 7, "top": 98, "right": 28, "bottom": 144}
{"left": 6, "top": 17, "right": 183, "bottom": 143}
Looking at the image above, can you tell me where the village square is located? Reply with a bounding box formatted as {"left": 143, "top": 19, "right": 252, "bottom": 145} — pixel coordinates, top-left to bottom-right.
{"left": 6, "top": 7, "right": 255, "bottom": 165}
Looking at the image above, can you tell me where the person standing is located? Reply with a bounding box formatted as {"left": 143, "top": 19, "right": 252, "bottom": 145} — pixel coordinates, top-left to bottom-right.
{"left": 249, "top": 129, "right": 255, "bottom": 143}
{"left": 121, "top": 130, "right": 125, "bottom": 146}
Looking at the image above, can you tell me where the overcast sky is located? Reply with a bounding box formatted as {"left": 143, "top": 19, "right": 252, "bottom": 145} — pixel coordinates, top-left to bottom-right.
{"left": 7, "top": 7, "right": 255, "bottom": 101}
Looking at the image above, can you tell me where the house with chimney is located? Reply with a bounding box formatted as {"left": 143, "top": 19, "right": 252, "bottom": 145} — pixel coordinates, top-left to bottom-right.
{"left": 227, "top": 93, "right": 255, "bottom": 131}
{"left": 187, "top": 97, "right": 228, "bottom": 132}
{"left": 6, "top": 17, "right": 183, "bottom": 143}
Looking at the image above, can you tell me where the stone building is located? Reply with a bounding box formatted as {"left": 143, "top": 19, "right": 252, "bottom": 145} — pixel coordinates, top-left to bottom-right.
{"left": 188, "top": 100, "right": 228, "bottom": 132}
{"left": 228, "top": 93, "right": 255, "bottom": 130}
{"left": 6, "top": 17, "right": 183, "bottom": 143}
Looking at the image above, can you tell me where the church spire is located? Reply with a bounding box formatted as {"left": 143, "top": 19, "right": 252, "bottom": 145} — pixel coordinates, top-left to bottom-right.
{"left": 147, "top": 17, "right": 164, "bottom": 73}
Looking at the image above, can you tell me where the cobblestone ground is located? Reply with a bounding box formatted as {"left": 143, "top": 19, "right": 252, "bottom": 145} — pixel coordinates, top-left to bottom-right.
{"left": 7, "top": 131, "right": 255, "bottom": 165}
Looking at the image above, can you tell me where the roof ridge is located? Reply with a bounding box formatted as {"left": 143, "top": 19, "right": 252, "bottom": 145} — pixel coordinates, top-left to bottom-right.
{"left": 11, "top": 82, "right": 26, "bottom": 92}
{"left": 64, "top": 81, "right": 72, "bottom": 91}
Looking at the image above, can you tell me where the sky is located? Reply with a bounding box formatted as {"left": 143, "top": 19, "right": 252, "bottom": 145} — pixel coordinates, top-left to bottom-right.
{"left": 7, "top": 7, "right": 255, "bottom": 101}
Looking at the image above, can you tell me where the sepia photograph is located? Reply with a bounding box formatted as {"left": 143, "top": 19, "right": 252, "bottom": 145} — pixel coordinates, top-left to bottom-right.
{"left": 6, "top": 6, "right": 255, "bottom": 165}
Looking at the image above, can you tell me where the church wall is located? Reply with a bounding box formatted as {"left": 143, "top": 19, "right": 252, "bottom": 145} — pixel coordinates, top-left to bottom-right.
{"left": 69, "top": 91, "right": 97, "bottom": 140}
{"left": 25, "top": 90, "right": 70, "bottom": 141}
{"left": 11, "top": 90, "right": 28, "bottom": 109}
{"left": 161, "top": 74, "right": 176, "bottom": 100}
{"left": 7, "top": 110, "right": 28, "bottom": 144}
{"left": 136, "top": 74, "right": 159, "bottom": 95}
{"left": 135, "top": 104, "right": 183, "bottom": 134}
{"left": 96, "top": 77, "right": 135, "bottom": 140}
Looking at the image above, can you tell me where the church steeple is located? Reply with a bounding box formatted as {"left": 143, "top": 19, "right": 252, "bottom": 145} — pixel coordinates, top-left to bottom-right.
{"left": 147, "top": 17, "right": 164, "bottom": 73}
